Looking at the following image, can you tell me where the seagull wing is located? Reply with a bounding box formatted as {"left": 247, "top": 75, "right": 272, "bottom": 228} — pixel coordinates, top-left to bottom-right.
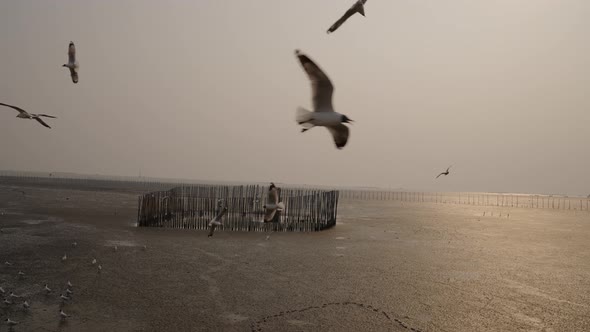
{"left": 211, "top": 207, "right": 227, "bottom": 223}
{"left": 68, "top": 42, "right": 76, "bottom": 64}
{"left": 0, "top": 102, "right": 28, "bottom": 115}
{"left": 327, "top": 124, "right": 350, "bottom": 149}
{"left": 327, "top": 0, "right": 367, "bottom": 34}
{"left": 33, "top": 117, "right": 51, "bottom": 128}
{"left": 295, "top": 50, "right": 334, "bottom": 112}
{"left": 36, "top": 114, "right": 57, "bottom": 118}
{"left": 436, "top": 172, "right": 444, "bottom": 179}
{"left": 69, "top": 68, "right": 78, "bottom": 84}
{"left": 267, "top": 187, "right": 279, "bottom": 205}
{"left": 264, "top": 208, "right": 277, "bottom": 222}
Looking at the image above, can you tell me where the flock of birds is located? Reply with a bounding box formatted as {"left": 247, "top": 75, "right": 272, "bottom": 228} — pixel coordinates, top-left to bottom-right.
{"left": 1, "top": 0, "right": 454, "bottom": 176}
{"left": 0, "top": 1, "right": 367, "bottom": 147}
{"left": 1, "top": 0, "right": 453, "bottom": 177}
{"left": 1, "top": 238, "right": 142, "bottom": 330}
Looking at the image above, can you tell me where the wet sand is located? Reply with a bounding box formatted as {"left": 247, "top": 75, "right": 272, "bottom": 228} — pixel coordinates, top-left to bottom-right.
{"left": 0, "top": 182, "right": 589, "bottom": 331}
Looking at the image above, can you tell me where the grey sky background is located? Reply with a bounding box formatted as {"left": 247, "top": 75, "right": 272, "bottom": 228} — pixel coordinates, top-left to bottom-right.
{"left": 1, "top": 0, "right": 589, "bottom": 195}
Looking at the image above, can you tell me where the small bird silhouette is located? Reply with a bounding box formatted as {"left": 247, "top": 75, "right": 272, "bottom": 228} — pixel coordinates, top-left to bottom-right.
{"left": 60, "top": 294, "right": 70, "bottom": 302}
{"left": 60, "top": 309, "right": 69, "bottom": 320}
{"left": 44, "top": 284, "right": 52, "bottom": 294}
{"left": 4, "top": 261, "right": 12, "bottom": 266}
{"left": 97, "top": 264, "right": 102, "bottom": 273}
{"left": 5, "top": 318, "right": 18, "bottom": 326}
{"left": 17, "top": 271, "right": 25, "bottom": 279}
{"left": 436, "top": 166, "right": 452, "bottom": 179}
{"left": 65, "top": 288, "right": 73, "bottom": 296}
{"left": 61, "top": 253, "right": 67, "bottom": 262}
{"left": 22, "top": 300, "right": 30, "bottom": 310}
{"left": 67, "top": 281, "right": 73, "bottom": 288}
{"left": 3, "top": 298, "right": 14, "bottom": 305}
{"left": 91, "top": 258, "right": 97, "bottom": 265}
{"left": 0, "top": 287, "right": 5, "bottom": 294}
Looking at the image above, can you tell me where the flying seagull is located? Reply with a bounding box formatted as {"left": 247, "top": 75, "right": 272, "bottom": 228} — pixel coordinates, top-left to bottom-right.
{"left": 44, "top": 284, "right": 52, "bottom": 294}
{"left": 62, "top": 253, "right": 67, "bottom": 262}
{"left": 91, "top": 258, "right": 97, "bottom": 265}
{"left": 66, "top": 281, "right": 73, "bottom": 288}
{"left": 436, "top": 166, "right": 452, "bottom": 179}
{"left": 23, "top": 300, "right": 30, "bottom": 310}
{"left": 0, "top": 102, "right": 57, "bottom": 128}
{"left": 263, "top": 183, "right": 285, "bottom": 222}
{"left": 295, "top": 50, "right": 353, "bottom": 149}
{"left": 327, "top": 0, "right": 368, "bottom": 34}
{"left": 62, "top": 42, "right": 79, "bottom": 84}
{"left": 207, "top": 206, "right": 228, "bottom": 237}
{"left": 0, "top": 287, "right": 5, "bottom": 294}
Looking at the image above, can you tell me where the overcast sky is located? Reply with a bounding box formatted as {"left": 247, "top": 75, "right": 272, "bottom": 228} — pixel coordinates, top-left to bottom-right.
{"left": 1, "top": 0, "right": 589, "bottom": 195}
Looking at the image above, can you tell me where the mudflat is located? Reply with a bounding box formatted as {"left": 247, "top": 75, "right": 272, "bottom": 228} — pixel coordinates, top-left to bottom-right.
{"left": 1, "top": 181, "right": 589, "bottom": 331}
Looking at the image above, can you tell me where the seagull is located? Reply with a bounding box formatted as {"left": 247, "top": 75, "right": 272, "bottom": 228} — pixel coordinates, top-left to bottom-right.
{"left": 66, "top": 281, "right": 73, "bottom": 288}
{"left": 23, "top": 300, "right": 30, "bottom": 310}
{"left": 65, "top": 288, "right": 73, "bottom": 296}
{"left": 436, "top": 166, "right": 452, "bottom": 179}
{"left": 97, "top": 264, "right": 102, "bottom": 273}
{"left": 44, "top": 284, "right": 52, "bottom": 294}
{"left": 0, "top": 102, "right": 57, "bottom": 128}
{"left": 327, "top": 0, "right": 368, "bottom": 34}
{"left": 4, "top": 261, "right": 13, "bottom": 266}
{"left": 9, "top": 292, "right": 20, "bottom": 299}
{"left": 62, "top": 253, "right": 67, "bottom": 262}
{"left": 5, "top": 318, "right": 18, "bottom": 326}
{"left": 60, "top": 309, "right": 69, "bottom": 320}
{"left": 17, "top": 271, "right": 24, "bottom": 279}
{"left": 0, "top": 287, "right": 5, "bottom": 294}
{"left": 263, "top": 183, "right": 285, "bottom": 222}
{"left": 295, "top": 50, "right": 353, "bottom": 149}
{"left": 91, "top": 258, "right": 97, "bottom": 265}
{"left": 207, "top": 206, "right": 228, "bottom": 237}
{"left": 60, "top": 293, "right": 70, "bottom": 302}
{"left": 3, "top": 298, "right": 13, "bottom": 305}
{"left": 62, "top": 41, "right": 79, "bottom": 84}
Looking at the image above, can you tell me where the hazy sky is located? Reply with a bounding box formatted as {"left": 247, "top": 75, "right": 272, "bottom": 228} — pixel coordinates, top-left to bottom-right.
{"left": 1, "top": 1, "right": 589, "bottom": 195}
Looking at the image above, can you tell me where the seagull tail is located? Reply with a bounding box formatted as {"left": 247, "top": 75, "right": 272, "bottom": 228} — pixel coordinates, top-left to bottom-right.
{"left": 296, "top": 107, "right": 313, "bottom": 126}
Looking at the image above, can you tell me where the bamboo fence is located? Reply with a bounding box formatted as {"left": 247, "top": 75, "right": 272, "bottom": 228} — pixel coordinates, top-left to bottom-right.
{"left": 137, "top": 185, "right": 339, "bottom": 232}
